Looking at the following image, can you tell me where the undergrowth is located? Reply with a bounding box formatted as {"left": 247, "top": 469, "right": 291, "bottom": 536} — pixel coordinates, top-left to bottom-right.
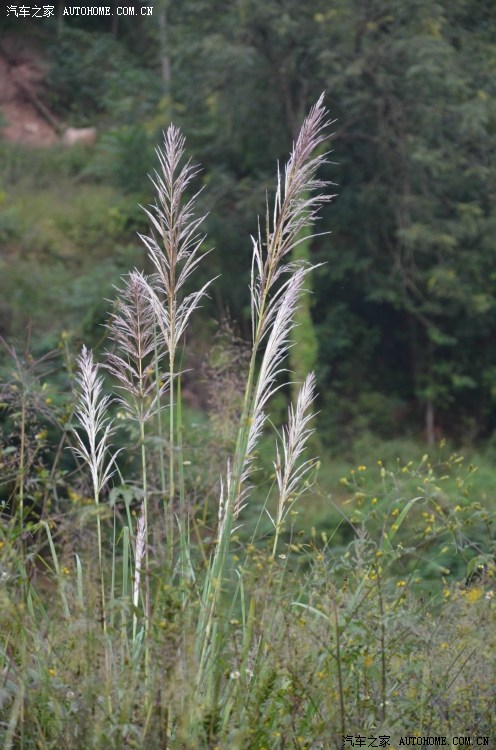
{"left": 1, "top": 98, "right": 495, "bottom": 749}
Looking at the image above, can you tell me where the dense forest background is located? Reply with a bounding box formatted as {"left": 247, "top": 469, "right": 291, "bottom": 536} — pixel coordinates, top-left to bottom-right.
{"left": 1, "top": 0, "right": 496, "bottom": 450}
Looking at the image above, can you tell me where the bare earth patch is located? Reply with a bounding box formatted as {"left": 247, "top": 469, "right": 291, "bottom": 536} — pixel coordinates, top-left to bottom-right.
{"left": 0, "top": 36, "right": 59, "bottom": 146}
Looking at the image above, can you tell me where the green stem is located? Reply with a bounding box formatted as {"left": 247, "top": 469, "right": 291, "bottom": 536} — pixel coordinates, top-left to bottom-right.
{"left": 95, "top": 497, "right": 106, "bottom": 634}
{"left": 196, "top": 344, "right": 260, "bottom": 696}
{"left": 333, "top": 599, "right": 346, "bottom": 743}
{"left": 94, "top": 488, "right": 112, "bottom": 716}
{"left": 271, "top": 523, "right": 281, "bottom": 560}
{"left": 154, "top": 327, "right": 167, "bottom": 527}
{"left": 168, "top": 350, "right": 175, "bottom": 564}
{"left": 176, "top": 373, "right": 190, "bottom": 596}
{"left": 121, "top": 525, "right": 129, "bottom": 652}
{"left": 140, "top": 423, "right": 148, "bottom": 569}
{"left": 139, "top": 420, "right": 151, "bottom": 703}
{"left": 377, "top": 571, "right": 387, "bottom": 722}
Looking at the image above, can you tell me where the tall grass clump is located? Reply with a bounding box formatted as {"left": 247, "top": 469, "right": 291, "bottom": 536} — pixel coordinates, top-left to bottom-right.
{"left": 194, "top": 95, "right": 333, "bottom": 712}
{"left": 2, "top": 96, "right": 495, "bottom": 749}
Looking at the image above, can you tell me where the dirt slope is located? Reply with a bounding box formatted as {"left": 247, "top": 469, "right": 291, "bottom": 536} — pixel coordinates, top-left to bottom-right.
{"left": 0, "top": 36, "right": 59, "bottom": 146}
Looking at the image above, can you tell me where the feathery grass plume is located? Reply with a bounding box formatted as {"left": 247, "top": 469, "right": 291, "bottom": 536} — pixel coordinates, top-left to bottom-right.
{"left": 139, "top": 124, "right": 212, "bottom": 359}
{"left": 105, "top": 270, "right": 169, "bottom": 641}
{"left": 138, "top": 124, "right": 213, "bottom": 561}
{"left": 72, "top": 345, "right": 119, "bottom": 500}
{"left": 250, "top": 93, "right": 335, "bottom": 339}
{"left": 72, "top": 345, "right": 119, "bottom": 640}
{"left": 105, "top": 270, "right": 168, "bottom": 426}
{"left": 270, "top": 372, "right": 317, "bottom": 557}
{"left": 234, "top": 93, "right": 334, "bottom": 516}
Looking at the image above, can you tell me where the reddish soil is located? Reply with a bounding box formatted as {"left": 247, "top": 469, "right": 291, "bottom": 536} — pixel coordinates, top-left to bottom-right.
{"left": 0, "top": 36, "right": 59, "bottom": 146}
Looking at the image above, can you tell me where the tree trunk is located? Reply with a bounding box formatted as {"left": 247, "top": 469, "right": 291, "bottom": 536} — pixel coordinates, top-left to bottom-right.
{"left": 111, "top": 0, "right": 119, "bottom": 38}
{"left": 57, "top": 0, "right": 64, "bottom": 36}
{"left": 158, "top": 0, "right": 171, "bottom": 97}
{"left": 425, "top": 398, "right": 435, "bottom": 446}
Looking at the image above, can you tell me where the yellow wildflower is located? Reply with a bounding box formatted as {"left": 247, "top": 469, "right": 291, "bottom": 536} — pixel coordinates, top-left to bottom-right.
{"left": 464, "top": 587, "right": 483, "bottom": 603}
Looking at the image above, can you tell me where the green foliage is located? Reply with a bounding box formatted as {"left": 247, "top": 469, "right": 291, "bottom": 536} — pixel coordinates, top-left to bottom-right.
{"left": 89, "top": 125, "right": 156, "bottom": 196}
{"left": 46, "top": 28, "right": 162, "bottom": 126}
{"left": 0, "top": 141, "right": 89, "bottom": 188}
{"left": 1, "top": 435, "right": 495, "bottom": 746}
{"left": 0, "top": 205, "right": 23, "bottom": 246}
{"left": 333, "top": 447, "right": 495, "bottom": 583}
{"left": 6, "top": 0, "right": 496, "bottom": 442}
{"left": 311, "top": 0, "right": 496, "bottom": 439}
{"left": 0, "top": 139, "right": 147, "bottom": 348}
{"left": 152, "top": 0, "right": 496, "bottom": 443}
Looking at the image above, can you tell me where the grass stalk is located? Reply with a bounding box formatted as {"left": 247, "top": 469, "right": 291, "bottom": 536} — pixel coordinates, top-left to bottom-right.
{"left": 168, "top": 349, "right": 175, "bottom": 562}
{"left": 75, "top": 552, "right": 84, "bottom": 609}
{"left": 4, "top": 686, "right": 23, "bottom": 750}
{"left": 376, "top": 569, "right": 387, "bottom": 723}
{"left": 40, "top": 520, "right": 70, "bottom": 619}
{"left": 196, "top": 96, "right": 332, "bottom": 707}
{"left": 139, "top": 125, "right": 212, "bottom": 569}
{"left": 333, "top": 598, "right": 346, "bottom": 745}
{"left": 139, "top": 420, "right": 151, "bottom": 697}
{"left": 71, "top": 346, "right": 119, "bottom": 714}
{"left": 121, "top": 526, "right": 129, "bottom": 648}
{"left": 153, "top": 325, "right": 168, "bottom": 545}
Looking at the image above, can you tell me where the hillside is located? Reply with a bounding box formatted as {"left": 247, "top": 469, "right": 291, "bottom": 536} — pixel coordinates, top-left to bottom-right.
{"left": 0, "top": 36, "right": 59, "bottom": 146}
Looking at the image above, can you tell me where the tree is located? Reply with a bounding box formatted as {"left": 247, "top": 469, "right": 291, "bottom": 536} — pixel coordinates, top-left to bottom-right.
{"left": 22, "top": 0, "right": 496, "bottom": 443}
{"left": 314, "top": 0, "right": 496, "bottom": 440}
